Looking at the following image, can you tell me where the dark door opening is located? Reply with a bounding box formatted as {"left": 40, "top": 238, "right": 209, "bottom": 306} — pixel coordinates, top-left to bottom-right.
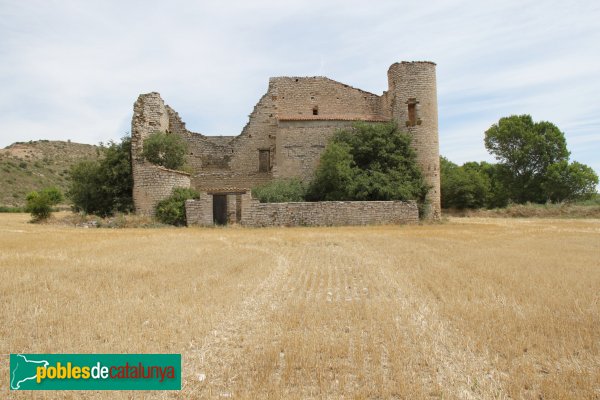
{"left": 213, "top": 194, "right": 227, "bottom": 225}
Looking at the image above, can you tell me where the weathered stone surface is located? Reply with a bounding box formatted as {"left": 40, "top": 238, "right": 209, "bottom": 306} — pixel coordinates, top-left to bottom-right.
{"left": 132, "top": 61, "right": 441, "bottom": 220}
{"left": 186, "top": 195, "right": 418, "bottom": 227}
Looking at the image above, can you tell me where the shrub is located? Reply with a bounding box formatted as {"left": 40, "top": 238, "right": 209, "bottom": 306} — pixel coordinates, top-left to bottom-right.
{"left": 142, "top": 131, "right": 188, "bottom": 170}
{"left": 252, "top": 178, "right": 307, "bottom": 203}
{"left": 42, "top": 186, "right": 64, "bottom": 205}
{"left": 25, "top": 187, "right": 63, "bottom": 221}
{"left": 155, "top": 187, "right": 200, "bottom": 226}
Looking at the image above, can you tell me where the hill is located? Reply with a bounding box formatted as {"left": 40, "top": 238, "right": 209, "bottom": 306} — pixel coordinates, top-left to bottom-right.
{"left": 0, "top": 140, "right": 100, "bottom": 207}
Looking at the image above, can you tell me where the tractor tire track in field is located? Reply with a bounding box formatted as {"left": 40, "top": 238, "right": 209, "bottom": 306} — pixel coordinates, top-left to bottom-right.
{"left": 185, "top": 235, "right": 507, "bottom": 399}
{"left": 184, "top": 240, "right": 291, "bottom": 398}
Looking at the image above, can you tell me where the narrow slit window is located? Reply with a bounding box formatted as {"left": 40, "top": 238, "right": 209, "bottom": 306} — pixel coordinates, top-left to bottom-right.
{"left": 312, "top": 106, "right": 319, "bottom": 116}
{"left": 408, "top": 103, "right": 417, "bottom": 126}
{"left": 259, "top": 149, "right": 270, "bottom": 172}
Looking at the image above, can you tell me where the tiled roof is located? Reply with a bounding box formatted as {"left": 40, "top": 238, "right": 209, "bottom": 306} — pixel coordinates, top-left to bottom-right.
{"left": 278, "top": 115, "right": 390, "bottom": 122}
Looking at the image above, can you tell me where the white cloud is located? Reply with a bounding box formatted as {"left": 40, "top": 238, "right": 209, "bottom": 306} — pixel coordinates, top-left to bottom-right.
{"left": 0, "top": 0, "right": 598, "bottom": 175}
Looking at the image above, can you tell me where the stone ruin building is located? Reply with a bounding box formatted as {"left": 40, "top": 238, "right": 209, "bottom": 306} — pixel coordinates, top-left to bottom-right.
{"left": 131, "top": 61, "right": 440, "bottom": 226}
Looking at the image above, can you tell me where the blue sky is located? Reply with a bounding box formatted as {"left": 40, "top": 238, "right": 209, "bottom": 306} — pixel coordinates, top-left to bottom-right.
{"left": 1, "top": 0, "right": 599, "bottom": 176}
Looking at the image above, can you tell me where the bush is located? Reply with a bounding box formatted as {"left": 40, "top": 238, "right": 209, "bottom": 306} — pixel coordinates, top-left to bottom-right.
{"left": 252, "top": 178, "right": 307, "bottom": 203}
{"left": 25, "top": 187, "right": 63, "bottom": 221}
{"left": 142, "top": 131, "right": 188, "bottom": 170}
{"left": 155, "top": 187, "right": 200, "bottom": 226}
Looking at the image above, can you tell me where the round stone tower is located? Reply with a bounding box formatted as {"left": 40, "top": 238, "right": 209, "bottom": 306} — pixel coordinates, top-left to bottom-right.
{"left": 387, "top": 61, "right": 440, "bottom": 219}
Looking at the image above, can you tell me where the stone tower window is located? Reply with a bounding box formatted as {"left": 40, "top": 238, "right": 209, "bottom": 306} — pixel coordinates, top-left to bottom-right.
{"left": 406, "top": 98, "right": 421, "bottom": 127}
{"left": 259, "top": 149, "right": 270, "bottom": 172}
{"left": 312, "top": 106, "right": 319, "bottom": 116}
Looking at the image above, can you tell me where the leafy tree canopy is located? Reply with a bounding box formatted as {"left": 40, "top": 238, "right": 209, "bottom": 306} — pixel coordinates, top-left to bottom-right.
{"left": 68, "top": 136, "right": 133, "bottom": 216}
{"left": 307, "top": 122, "right": 429, "bottom": 209}
{"left": 542, "top": 161, "right": 598, "bottom": 202}
{"left": 440, "top": 157, "right": 490, "bottom": 209}
{"left": 484, "top": 115, "right": 570, "bottom": 203}
{"left": 142, "top": 131, "right": 188, "bottom": 170}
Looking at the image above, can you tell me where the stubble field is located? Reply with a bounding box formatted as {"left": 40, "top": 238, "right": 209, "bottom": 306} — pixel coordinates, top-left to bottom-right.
{"left": 1, "top": 213, "right": 599, "bottom": 399}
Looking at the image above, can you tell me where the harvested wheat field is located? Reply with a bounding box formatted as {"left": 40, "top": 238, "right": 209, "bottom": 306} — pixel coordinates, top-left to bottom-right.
{"left": 1, "top": 213, "right": 599, "bottom": 399}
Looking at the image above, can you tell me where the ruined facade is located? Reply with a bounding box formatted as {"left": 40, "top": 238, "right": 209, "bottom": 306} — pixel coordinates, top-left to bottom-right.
{"left": 131, "top": 61, "right": 440, "bottom": 224}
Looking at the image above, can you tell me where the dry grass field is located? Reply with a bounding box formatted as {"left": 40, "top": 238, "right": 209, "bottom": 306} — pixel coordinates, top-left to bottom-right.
{"left": 1, "top": 213, "right": 599, "bottom": 399}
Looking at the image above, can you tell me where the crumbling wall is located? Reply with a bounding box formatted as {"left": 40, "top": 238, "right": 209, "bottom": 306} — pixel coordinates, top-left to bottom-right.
{"left": 270, "top": 77, "right": 387, "bottom": 119}
{"left": 133, "top": 164, "right": 190, "bottom": 215}
{"left": 132, "top": 61, "right": 442, "bottom": 220}
{"left": 184, "top": 193, "right": 212, "bottom": 226}
{"left": 131, "top": 92, "right": 191, "bottom": 215}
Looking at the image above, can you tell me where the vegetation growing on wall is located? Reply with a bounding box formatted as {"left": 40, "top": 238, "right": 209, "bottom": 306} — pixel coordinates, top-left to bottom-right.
{"left": 142, "top": 131, "right": 188, "bottom": 170}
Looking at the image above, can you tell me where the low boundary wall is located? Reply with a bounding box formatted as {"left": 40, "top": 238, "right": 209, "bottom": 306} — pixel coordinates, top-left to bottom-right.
{"left": 186, "top": 194, "right": 419, "bottom": 227}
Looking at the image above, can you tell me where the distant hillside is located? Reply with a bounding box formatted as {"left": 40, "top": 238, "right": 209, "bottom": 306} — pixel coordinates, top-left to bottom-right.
{"left": 0, "top": 140, "right": 100, "bottom": 207}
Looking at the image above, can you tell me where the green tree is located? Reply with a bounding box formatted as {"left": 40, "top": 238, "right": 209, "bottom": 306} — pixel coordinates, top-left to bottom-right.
{"left": 307, "top": 122, "right": 429, "bottom": 209}
{"left": 484, "top": 115, "right": 569, "bottom": 203}
{"left": 68, "top": 136, "right": 133, "bottom": 216}
{"left": 440, "top": 157, "right": 490, "bottom": 209}
{"left": 542, "top": 161, "right": 598, "bottom": 202}
{"left": 25, "top": 186, "right": 64, "bottom": 221}
{"left": 474, "top": 162, "right": 511, "bottom": 208}
{"left": 155, "top": 187, "right": 200, "bottom": 226}
{"left": 252, "top": 178, "right": 307, "bottom": 203}
{"left": 142, "top": 131, "right": 188, "bottom": 170}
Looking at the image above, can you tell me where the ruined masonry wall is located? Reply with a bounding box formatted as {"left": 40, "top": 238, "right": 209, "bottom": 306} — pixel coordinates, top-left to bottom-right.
{"left": 184, "top": 193, "right": 212, "bottom": 226}
{"left": 271, "top": 77, "right": 387, "bottom": 118}
{"left": 275, "top": 120, "right": 356, "bottom": 181}
{"left": 131, "top": 93, "right": 191, "bottom": 215}
{"left": 132, "top": 61, "right": 442, "bottom": 220}
{"left": 133, "top": 163, "right": 190, "bottom": 216}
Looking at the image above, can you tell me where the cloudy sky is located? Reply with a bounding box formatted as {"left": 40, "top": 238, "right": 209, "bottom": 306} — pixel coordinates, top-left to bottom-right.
{"left": 1, "top": 0, "right": 599, "bottom": 175}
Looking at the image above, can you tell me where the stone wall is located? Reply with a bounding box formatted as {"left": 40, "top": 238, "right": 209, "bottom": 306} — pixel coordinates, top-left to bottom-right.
{"left": 240, "top": 199, "right": 418, "bottom": 227}
{"left": 186, "top": 194, "right": 418, "bottom": 227}
{"left": 184, "top": 193, "right": 212, "bottom": 226}
{"left": 275, "top": 120, "right": 354, "bottom": 181}
{"left": 133, "top": 163, "right": 190, "bottom": 215}
{"left": 271, "top": 76, "right": 388, "bottom": 119}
